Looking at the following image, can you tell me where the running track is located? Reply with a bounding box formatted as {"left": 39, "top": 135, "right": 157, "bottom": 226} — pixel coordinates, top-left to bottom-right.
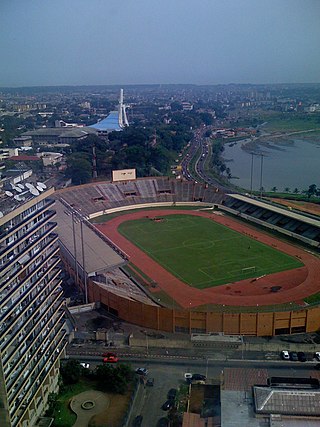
{"left": 96, "top": 210, "right": 320, "bottom": 308}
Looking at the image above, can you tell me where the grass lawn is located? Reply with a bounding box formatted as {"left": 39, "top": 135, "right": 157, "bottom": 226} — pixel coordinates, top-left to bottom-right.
{"left": 118, "top": 214, "right": 303, "bottom": 288}
{"left": 53, "top": 378, "right": 133, "bottom": 427}
{"left": 304, "top": 293, "right": 320, "bottom": 305}
{"left": 53, "top": 380, "right": 92, "bottom": 427}
{"left": 91, "top": 205, "right": 211, "bottom": 224}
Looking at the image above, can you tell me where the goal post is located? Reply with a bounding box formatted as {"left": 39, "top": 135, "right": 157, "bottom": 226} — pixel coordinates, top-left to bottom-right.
{"left": 241, "top": 266, "right": 256, "bottom": 275}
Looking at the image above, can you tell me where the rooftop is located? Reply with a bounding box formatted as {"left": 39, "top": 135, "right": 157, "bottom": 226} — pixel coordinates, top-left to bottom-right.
{"left": 8, "top": 155, "right": 40, "bottom": 161}
{"left": 254, "top": 385, "right": 320, "bottom": 416}
{"left": 22, "top": 127, "right": 97, "bottom": 138}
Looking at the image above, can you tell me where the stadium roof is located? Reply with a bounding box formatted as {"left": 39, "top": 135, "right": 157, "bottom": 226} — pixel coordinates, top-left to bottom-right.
{"left": 55, "top": 199, "right": 125, "bottom": 274}
{"left": 89, "top": 111, "right": 122, "bottom": 132}
{"left": 229, "top": 193, "right": 320, "bottom": 228}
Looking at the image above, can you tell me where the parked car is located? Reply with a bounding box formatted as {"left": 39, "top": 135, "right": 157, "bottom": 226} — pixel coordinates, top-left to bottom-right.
{"left": 297, "top": 351, "right": 307, "bottom": 362}
{"left": 135, "top": 368, "right": 148, "bottom": 376}
{"left": 157, "top": 418, "right": 169, "bottom": 427}
{"left": 162, "top": 400, "right": 174, "bottom": 411}
{"left": 184, "top": 372, "right": 193, "bottom": 383}
{"left": 192, "top": 380, "right": 206, "bottom": 385}
{"left": 132, "top": 415, "right": 143, "bottom": 427}
{"left": 103, "top": 353, "right": 119, "bottom": 363}
{"left": 192, "top": 374, "right": 206, "bottom": 381}
{"left": 167, "top": 388, "right": 177, "bottom": 400}
{"left": 314, "top": 352, "right": 320, "bottom": 361}
{"left": 146, "top": 378, "right": 154, "bottom": 386}
{"left": 80, "top": 362, "right": 90, "bottom": 369}
{"left": 281, "top": 350, "right": 290, "bottom": 360}
{"left": 289, "top": 351, "right": 299, "bottom": 361}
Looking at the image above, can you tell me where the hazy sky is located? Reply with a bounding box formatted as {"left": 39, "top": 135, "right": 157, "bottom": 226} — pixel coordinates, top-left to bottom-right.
{"left": 1, "top": 0, "right": 320, "bottom": 86}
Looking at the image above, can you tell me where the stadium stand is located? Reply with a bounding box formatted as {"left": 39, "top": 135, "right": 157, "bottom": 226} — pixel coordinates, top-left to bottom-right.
{"left": 223, "top": 194, "right": 320, "bottom": 247}
{"left": 56, "top": 178, "right": 320, "bottom": 247}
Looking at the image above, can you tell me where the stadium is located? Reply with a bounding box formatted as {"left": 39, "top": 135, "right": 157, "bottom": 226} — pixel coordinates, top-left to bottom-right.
{"left": 55, "top": 174, "right": 320, "bottom": 337}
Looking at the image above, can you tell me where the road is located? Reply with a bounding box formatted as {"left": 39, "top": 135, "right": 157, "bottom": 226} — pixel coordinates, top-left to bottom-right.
{"left": 180, "top": 126, "right": 232, "bottom": 192}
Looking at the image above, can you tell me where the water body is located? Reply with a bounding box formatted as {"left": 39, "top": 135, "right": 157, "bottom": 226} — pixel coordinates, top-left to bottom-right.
{"left": 223, "top": 138, "right": 320, "bottom": 192}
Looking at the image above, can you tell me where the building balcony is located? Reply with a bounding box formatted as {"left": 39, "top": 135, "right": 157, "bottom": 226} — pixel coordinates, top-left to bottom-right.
{"left": 0, "top": 209, "right": 56, "bottom": 262}
{"left": 6, "top": 310, "right": 65, "bottom": 395}
{"left": 0, "top": 199, "right": 55, "bottom": 243}
{"left": 10, "top": 330, "right": 67, "bottom": 424}
{"left": 0, "top": 235, "right": 59, "bottom": 290}
{"left": 0, "top": 255, "right": 60, "bottom": 325}
{"left": 0, "top": 222, "right": 58, "bottom": 277}
{"left": 0, "top": 248, "right": 60, "bottom": 313}
{"left": 2, "top": 288, "right": 64, "bottom": 364}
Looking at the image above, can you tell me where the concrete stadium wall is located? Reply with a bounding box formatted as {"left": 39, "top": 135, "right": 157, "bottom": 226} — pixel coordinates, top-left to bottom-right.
{"left": 88, "top": 201, "right": 215, "bottom": 219}
{"left": 86, "top": 275, "right": 320, "bottom": 337}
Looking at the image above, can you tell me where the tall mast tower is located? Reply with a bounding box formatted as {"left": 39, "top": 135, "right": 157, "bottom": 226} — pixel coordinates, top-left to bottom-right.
{"left": 118, "top": 88, "right": 129, "bottom": 128}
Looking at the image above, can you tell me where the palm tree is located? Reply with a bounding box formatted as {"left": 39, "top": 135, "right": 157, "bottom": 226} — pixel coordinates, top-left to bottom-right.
{"left": 271, "top": 186, "right": 277, "bottom": 192}
{"left": 284, "top": 187, "right": 290, "bottom": 193}
{"left": 293, "top": 188, "right": 299, "bottom": 194}
{"left": 304, "top": 184, "right": 317, "bottom": 199}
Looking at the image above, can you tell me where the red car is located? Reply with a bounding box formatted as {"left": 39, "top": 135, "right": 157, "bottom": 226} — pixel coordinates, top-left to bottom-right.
{"left": 103, "top": 352, "right": 119, "bottom": 363}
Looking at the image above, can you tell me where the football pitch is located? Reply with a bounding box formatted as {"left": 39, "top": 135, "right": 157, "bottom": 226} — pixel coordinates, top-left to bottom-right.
{"left": 118, "top": 214, "right": 303, "bottom": 289}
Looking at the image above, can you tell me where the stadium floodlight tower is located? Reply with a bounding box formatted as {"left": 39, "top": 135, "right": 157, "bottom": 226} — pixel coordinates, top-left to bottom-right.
{"left": 118, "top": 88, "right": 129, "bottom": 128}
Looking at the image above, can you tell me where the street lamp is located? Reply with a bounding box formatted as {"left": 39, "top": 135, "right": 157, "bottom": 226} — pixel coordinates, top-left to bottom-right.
{"left": 250, "top": 153, "right": 254, "bottom": 195}
{"left": 80, "top": 219, "right": 88, "bottom": 304}
{"left": 71, "top": 211, "right": 79, "bottom": 284}
{"left": 259, "top": 154, "right": 264, "bottom": 198}
{"left": 144, "top": 330, "right": 149, "bottom": 355}
{"left": 62, "top": 199, "right": 88, "bottom": 304}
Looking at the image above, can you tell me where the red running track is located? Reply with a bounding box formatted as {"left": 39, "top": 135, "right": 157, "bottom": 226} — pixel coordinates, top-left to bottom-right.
{"left": 96, "top": 210, "right": 320, "bottom": 308}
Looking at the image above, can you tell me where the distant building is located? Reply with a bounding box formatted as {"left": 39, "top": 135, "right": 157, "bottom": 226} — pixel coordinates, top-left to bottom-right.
{"left": 37, "top": 152, "right": 63, "bottom": 167}
{"left": 54, "top": 120, "right": 84, "bottom": 128}
{"left": 181, "top": 102, "right": 193, "bottom": 111}
{"left": 21, "top": 127, "right": 98, "bottom": 146}
{"left": 13, "top": 136, "right": 33, "bottom": 148}
{"left": 0, "top": 148, "right": 19, "bottom": 161}
{"left": 89, "top": 88, "right": 129, "bottom": 133}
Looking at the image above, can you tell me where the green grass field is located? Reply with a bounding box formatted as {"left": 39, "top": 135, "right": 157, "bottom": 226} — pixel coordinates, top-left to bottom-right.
{"left": 118, "top": 214, "right": 303, "bottom": 289}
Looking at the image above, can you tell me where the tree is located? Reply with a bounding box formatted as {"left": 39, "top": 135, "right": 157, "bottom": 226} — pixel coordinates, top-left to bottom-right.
{"left": 60, "top": 360, "right": 81, "bottom": 385}
{"left": 65, "top": 155, "right": 92, "bottom": 184}
{"left": 284, "top": 187, "right": 290, "bottom": 193}
{"left": 271, "top": 186, "right": 277, "bottom": 192}
{"left": 45, "top": 393, "right": 58, "bottom": 417}
{"left": 293, "top": 188, "right": 299, "bottom": 194}
{"left": 304, "top": 184, "right": 318, "bottom": 199}
{"left": 95, "top": 363, "right": 134, "bottom": 395}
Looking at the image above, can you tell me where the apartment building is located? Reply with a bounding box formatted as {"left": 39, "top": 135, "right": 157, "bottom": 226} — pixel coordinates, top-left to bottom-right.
{"left": 0, "top": 187, "right": 66, "bottom": 427}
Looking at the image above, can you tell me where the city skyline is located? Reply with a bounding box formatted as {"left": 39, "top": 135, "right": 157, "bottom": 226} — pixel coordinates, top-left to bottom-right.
{"left": 1, "top": 0, "right": 320, "bottom": 87}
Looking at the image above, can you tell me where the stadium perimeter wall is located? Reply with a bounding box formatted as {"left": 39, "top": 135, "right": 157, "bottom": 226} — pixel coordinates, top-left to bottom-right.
{"left": 90, "top": 278, "right": 320, "bottom": 336}
{"left": 62, "top": 258, "right": 320, "bottom": 337}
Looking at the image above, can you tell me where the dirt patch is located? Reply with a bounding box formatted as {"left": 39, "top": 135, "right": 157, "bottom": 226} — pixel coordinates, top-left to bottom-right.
{"left": 189, "top": 385, "right": 204, "bottom": 414}
{"left": 88, "top": 388, "right": 132, "bottom": 427}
